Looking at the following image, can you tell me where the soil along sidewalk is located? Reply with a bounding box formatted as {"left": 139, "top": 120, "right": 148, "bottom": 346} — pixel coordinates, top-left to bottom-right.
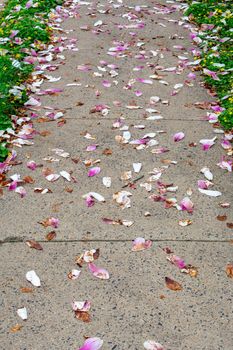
{"left": 0, "top": 1, "right": 232, "bottom": 350}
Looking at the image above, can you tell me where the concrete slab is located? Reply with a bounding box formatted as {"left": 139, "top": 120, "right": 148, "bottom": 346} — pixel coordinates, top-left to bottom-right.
{"left": 1, "top": 119, "right": 232, "bottom": 241}
{"left": 0, "top": 241, "right": 232, "bottom": 350}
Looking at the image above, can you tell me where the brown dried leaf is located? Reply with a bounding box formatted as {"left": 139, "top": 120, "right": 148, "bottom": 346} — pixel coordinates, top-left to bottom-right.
{"left": 189, "top": 142, "right": 197, "bottom": 147}
{"left": 93, "top": 248, "right": 100, "bottom": 261}
{"left": 163, "top": 247, "right": 173, "bottom": 254}
{"left": 102, "top": 148, "right": 112, "bottom": 156}
{"left": 75, "top": 311, "right": 91, "bottom": 323}
{"left": 25, "top": 240, "right": 43, "bottom": 250}
{"left": 187, "top": 266, "right": 198, "bottom": 278}
{"left": 36, "top": 117, "right": 50, "bottom": 123}
{"left": 10, "top": 324, "right": 23, "bottom": 333}
{"left": 20, "top": 287, "right": 33, "bottom": 293}
{"left": 216, "top": 215, "right": 227, "bottom": 221}
{"left": 65, "top": 187, "right": 73, "bottom": 193}
{"left": 57, "top": 118, "right": 66, "bottom": 127}
{"left": 39, "top": 130, "right": 51, "bottom": 137}
{"left": 42, "top": 167, "right": 53, "bottom": 177}
{"left": 23, "top": 176, "right": 35, "bottom": 184}
{"left": 165, "top": 277, "right": 182, "bottom": 291}
{"left": 46, "top": 231, "right": 56, "bottom": 241}
{"left": 226, "top": 263, "right": 233, "bottom": 278}
{"left": 227, "top": 223, "right": 233, "bottom": 229}
{"left": 51, "top": 202, "right": 62, "bottom": 212}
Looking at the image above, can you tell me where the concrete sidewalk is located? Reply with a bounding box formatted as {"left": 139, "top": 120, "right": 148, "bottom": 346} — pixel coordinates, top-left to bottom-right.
{"left": 0, "top": 1, "right": 232, "bottom": 349}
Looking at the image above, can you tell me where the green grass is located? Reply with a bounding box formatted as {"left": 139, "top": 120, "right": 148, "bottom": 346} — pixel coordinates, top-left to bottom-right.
{"left": 0, "top": 0, "right": 63, "bottom": 162}
{"left": 185, "top": 0, "right": 233, "bottom": 130}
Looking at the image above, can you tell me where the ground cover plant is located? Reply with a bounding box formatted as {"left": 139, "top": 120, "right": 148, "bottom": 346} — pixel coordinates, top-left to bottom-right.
{"left": 0, "top": 0, "right": 63, "bottom": 161}
{"left": 185, "top": 0, "right": 233, "bottom": 130}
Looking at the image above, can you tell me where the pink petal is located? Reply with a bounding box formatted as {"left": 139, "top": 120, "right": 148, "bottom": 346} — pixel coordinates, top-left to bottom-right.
{"left": 86, "top": 144, "right": 98, "bottom": 152}
{"left": 102, "top": 80, "right": 111, "bottom": 88}
{"left": 187, "top": 72, "right": 196, "bottom": 80}
{"left": 197, "top": 180, "right": 211, "bottom": 189}
{"left": 144, "top": 340, "right": 165, "bottom": 350}
{"left": 199, "top": 137, "right": 216, "bottom": 151}
{"left": 173, "top": 132, "right": 185, "bottom": 142}
{"left": 78, "top": 337, "right": 103, "bottom": 350}
{"left": 168, "top": 255, "right": 186, "bottom": 269}
{"left": 15, "top": 186, "right": 27, "bottom": 198}
{"left": 217, "top": 159, "right": 232, "bottom": 172}
{"left": 137, "top": 78, "right": 153, "bottom": 84}
{"left": 88, "top": 167, "right": 101, "bottom": 177}
{"left": 72, "top": 300, "right": 91, "bottom": 312}
{"left": 9, "top": 180, "right": 18, "bottom": 191}
{"left": 27, "top": 160, "right": 37, "bottom": 170}
{"left": 180, "top": 197, "right": 194, "bottom": 213}
{"left": 221, "top": 139, "right": 231, "bottom": 150}
{"left": 203, "top": 68, "right": 220, "bottom": 81}
{"left": 85, "top": 195, "right": 95, "bottom": 207}
{"left": 88, "top": 262, "right": 109, "bottom": 279}
{"left": 132, "top": 237, "right": 152, "bottom": 251}
{"left": 48, "top": 217, "right": 60, "bottom": 228}
{"left": 135, "top": 90, "right": 143, "bottom": 97}
{"left": 77, "top": 65, "right": 92, "bottom": 71}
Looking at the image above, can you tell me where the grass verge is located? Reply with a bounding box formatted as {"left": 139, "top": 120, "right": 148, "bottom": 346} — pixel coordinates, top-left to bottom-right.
{"left": 0, "top": 0, "right": 63, "bottom": 162}
{"left": 184, "top": 0, "right": 233, "bottom": 130}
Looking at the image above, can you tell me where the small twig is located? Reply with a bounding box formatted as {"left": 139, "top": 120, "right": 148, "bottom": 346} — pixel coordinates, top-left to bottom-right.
{"left": 122, "top": 175, "right": 144, "bottom": 188}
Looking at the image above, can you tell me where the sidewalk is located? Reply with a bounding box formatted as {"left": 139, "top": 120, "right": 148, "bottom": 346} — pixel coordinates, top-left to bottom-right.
{"left": 0, "top": 1, "right": 232, "bottom": 349}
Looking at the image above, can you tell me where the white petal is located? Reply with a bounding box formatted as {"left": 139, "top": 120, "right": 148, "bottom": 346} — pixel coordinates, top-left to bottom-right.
{"left": 17, "top": 307, "right": 27, "bottom": 320}
{"left": 26, "top": 270, "right": 41, "bottom": 287}
{"left": 60, "top": 170, "right": 71, "bottom": 182}
{"left": 103, "top": 177, "right": 111, "bottom": 188}
{"left": 83, "top": 192, "right": 105, "bottom": 202}
{"left": 201, "top": 167, "right": 213, "bottom": 180}
{"left": 133, "top": 163, "right": 142, "bottom": 173}
{"left": 198, "top": 188, "right": 222, "bottom": 197}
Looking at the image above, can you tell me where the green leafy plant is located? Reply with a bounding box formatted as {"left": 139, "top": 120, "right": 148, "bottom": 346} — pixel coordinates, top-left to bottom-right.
{"left": 0, "top": 0, "right": 63, "bottom": 162}
{"left": 185, "top": 0, "right": 233, "bottom": 130}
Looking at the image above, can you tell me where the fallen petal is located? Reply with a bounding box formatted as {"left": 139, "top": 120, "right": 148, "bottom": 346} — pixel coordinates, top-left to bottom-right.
{"left": 26, "top": 270, "right": 41, "bottom": 287}
{"left": 144, "top": 340, "right": 165, "bottom": 350}
{"left": 88, "top": 167, "right": 101, "bottom": 177}
{"left": 78, "top": 337, "right": 103, "bottom": 350}
{"left": 132, "top": 237, "right": 152, "bottom": 251}
{"left": 198, "top": 188, "right": 222, "bottom": 197}
{"left": 88, "top": 262, "right": 109, "bottom": 280}
{"left": 17, "top": 307, "right": 27, "bottom": 321}
{"left": 173, "top": 132, "right": 185, "bottom": 142}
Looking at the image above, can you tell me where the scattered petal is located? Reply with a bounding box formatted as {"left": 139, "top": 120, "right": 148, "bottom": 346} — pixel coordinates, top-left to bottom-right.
{"left": 178, "top": 219, "right": 192, "bottom": 227}
{"left": 88, "top": 167, "right": 101, "bottom": 177}
{"left": 144, "top": 340, "right": 165, "bottom": 350}
{"left": 17, "top": 307, "right": 27, "bottom": 321}
{"left": 78, "top": 337, "right": 103, "bottom": 350}
{"left": 198, "top": 188, "right": 222, "bottom": 197}
{"left": 102, "top": 177, "right": 111, "bottom": 188}
{"left": 88, "top": 262, "right": 109, "bottom": 280}
{"left": 68, "top": 269, "right": 81, "bottom": 280}
{"left": 173, "top": 132, "right": 185, "bottom": 142}
{"left": 132, "top": 237, "right": 152, "bottom": 251}
{"left": 26, "top": 270, "right": 41, "bottom": 287}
